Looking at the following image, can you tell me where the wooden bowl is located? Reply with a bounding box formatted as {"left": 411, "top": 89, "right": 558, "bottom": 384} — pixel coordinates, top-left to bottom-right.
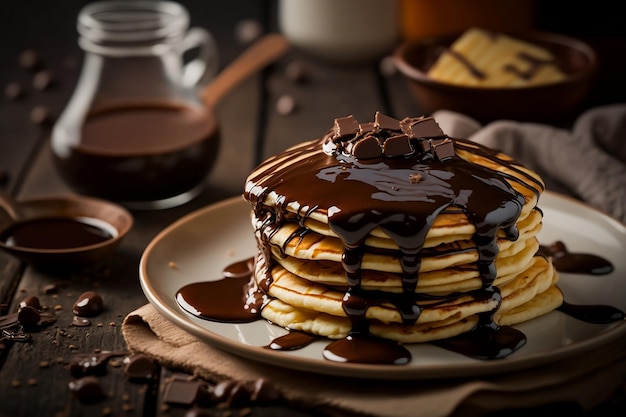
{"left": 393, "top": 30, "right": 598, "bottom": 123}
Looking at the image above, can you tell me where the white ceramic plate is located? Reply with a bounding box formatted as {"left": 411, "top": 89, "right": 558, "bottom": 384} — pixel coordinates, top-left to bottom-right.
{"left": 139, "top": 191, "right": 626, "bottom": 380}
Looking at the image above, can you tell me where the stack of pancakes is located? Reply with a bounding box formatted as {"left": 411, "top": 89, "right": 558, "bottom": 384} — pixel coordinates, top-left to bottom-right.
{"left": 243, "top": 113, "right": 561, "bottom": 344}
{"left": 427, "top": 27, "right": 567, "bottom": 88}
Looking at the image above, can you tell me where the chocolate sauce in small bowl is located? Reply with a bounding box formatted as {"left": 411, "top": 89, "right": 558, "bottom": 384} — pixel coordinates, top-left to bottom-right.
{"left": 0, "top": 194, "right": 133, "bottom": 269}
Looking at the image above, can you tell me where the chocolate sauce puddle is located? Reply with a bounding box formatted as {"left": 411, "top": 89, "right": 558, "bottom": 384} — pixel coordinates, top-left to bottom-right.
{"left": 538, "top": 241, "right": 614, "bottom": 275}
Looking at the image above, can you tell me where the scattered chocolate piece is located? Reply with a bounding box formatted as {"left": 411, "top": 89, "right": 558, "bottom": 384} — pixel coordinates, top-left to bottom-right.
{"left": 32, "top": 70, "right": 54, "bottom": 90}
{"left": 17, "top": 305, "right": 41, "bottom": 328}
{"left": 19, "top": 49, "right": 40, "bottom": 70}
{"left": 68, "top": 351, "right": 126, "bottom": 377}
{"left": 164, "top": 375, "right": 205, "bottom": 406}
{"left": 213, "top": 379, "right": 248, "bottom": 407}
{"left": 235, "top": 19, "right": 263, "bottom": 44}
{"left": 123, "top": 354, "right": 157, "bottom": 382}
{"left": 68, "top": 376, "right": 107, "bottom": 404}
{"left": 19, "top": 295, "right": 42, "bottom": 311}
{"left": 275, "top": 94, "right": 296, "bottom": 115}
{"left": 284, "top": 60, "right": 310, "bottom": 83}
{"left": 30, "top": 105, "right": 52, "bottom": 125}
{"left": 41, "top": 284, "right": 58, "bottom": 294}
{"left": 249, "top": 378, "right": 280, "bottom": 403}
{"left": 72, "top": 291, "right": 104, "bottom": 317}
{"left": 4, "top": 82, "right": 24, "bottom": 100}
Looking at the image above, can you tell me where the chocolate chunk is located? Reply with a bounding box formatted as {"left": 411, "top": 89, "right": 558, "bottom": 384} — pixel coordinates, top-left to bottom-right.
{"left": 32, "top": 70, "right": 54, "bottom": 90}
{"left": 19, "top": 49, "right": 40, "bottom": 70}
{"left": 375, "top": 112, "right": 400, "bottom": 130}
{"left": 359, "top": 122, "right": 376, "bottom": 134}
{"left": 383, "top": 134, "right": 413, "bottom": 157}
{"left": 349, "top": 135, "right": 382, "bottom": 159}
{"left": 17, "top": 306, "right": 41, "bottom": 328}
{"left": 19, "top": 295, "right": 42, "bottom": 311}
{"left": 30, "top": 105, "right": 52, "bottom": 125}
{"left": 123, "top": 354, "right": 157, "bottom": 381}
{"left": 68, "top": 376, "right": 107, "bottom": 404}
{"left": 404, "top": 117, "right": 444, "bottom": 139}
{"left": 4, "top": 82, "right": 24, "bottom": 100}
{"left": 250, "top": 378, "right": 281, "bottom": 403}
{"left": 333, "top": 115, "right": 360, "bottom": 139}
{"left": 41, "top": 284, "right": 58, "bottom": 294}
{"left": 432, "top": 138, "right": 455, "bottom": 160}
{"left": 213, "top": 380, "right": 249, "bottom": 407}
{"left": 73, "top": 291, "right": 104, "bottom": 317}
{"left": 164, "top": 376, "right": 204, "bottom": 405}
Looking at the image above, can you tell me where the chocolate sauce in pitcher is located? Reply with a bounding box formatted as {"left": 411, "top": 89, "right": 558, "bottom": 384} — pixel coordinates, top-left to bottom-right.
{"left": 52, "top": 102, "right": 220, "bottom": 207}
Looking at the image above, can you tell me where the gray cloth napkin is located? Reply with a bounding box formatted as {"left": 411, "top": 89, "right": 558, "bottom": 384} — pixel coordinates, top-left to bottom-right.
{"left": 432, "top": 104, "right": 626, "bottom": 224}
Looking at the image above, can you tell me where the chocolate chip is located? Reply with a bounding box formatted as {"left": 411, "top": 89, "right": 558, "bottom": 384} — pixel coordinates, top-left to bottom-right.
{"left": 19, "top": 49, "right": 40, "bottom": 70}
{"left": 276, "top": 94, "right": 296, "bottom": 115}
{"left": 72, "top": 291, "right": 104, "bottom": 317}
{"left": 17, "top": 306, "right": 41, "bottom": 328}
{"left": 383, "top": 134, "right": 413, "bottom": 157}
{"left": 123, "top": 354, "right": 157, "bottom": 382}
{"left": 4, "top": 82, "right": 24, "bottom": 100}
{"left": 68, "top": 376, "right": 107, "bottom": 404}
{"left": 32, "top": 70, "right": 54, "bottom": 90}
{"left": 30, "top": 105, "right": 52, "bottom": 125}
{"left": 19, "top": 296, "right": 42, "bottom": 311}
{"left": 41, "top": 284, "right": 58, "bottom": 294}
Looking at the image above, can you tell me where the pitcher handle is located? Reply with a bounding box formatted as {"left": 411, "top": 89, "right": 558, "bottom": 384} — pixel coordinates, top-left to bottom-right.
{"left": 181, "top": 27, "right": 219, "bottom": 88}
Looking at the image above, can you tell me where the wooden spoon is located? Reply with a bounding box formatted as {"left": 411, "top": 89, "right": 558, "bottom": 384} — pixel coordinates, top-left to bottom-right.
{"left": 201, "top": 33, "right": 291, "bottom": 109}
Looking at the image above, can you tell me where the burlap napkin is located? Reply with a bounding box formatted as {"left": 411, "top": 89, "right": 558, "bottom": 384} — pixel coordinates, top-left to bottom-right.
{"left": 122, "top": 303, "right": 626, "bottom": 417}
{"left": 432, "top": 104, "right": 626, "bottom": 224}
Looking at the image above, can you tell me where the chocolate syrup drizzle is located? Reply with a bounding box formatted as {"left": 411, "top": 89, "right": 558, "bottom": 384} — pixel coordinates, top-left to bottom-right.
{"left": 177, "top": 113, "right": 624, "bottom": 365}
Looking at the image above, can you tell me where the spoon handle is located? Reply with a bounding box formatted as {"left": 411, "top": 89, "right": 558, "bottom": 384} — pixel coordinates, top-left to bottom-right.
{"left": 201, "top": 33, "right": 291, "bottom": 109}
{"left": 0, "top": 191, "right": 21, "bottom": 222}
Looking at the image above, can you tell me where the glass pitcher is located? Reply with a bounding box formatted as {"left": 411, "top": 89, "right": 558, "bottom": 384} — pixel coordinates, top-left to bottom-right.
{"left": 52, "top": 1, "right": 220, "bottom": 209}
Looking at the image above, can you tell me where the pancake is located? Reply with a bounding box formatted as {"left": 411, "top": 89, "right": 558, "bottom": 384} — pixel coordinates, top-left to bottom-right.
{"left": 243, "top": 112, "right": 560, "bottom": 354}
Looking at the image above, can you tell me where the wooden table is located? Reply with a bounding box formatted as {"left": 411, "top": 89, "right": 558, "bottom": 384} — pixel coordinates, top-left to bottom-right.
{"left": 1, "top": 1, "right": 625, "bottom": 416}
